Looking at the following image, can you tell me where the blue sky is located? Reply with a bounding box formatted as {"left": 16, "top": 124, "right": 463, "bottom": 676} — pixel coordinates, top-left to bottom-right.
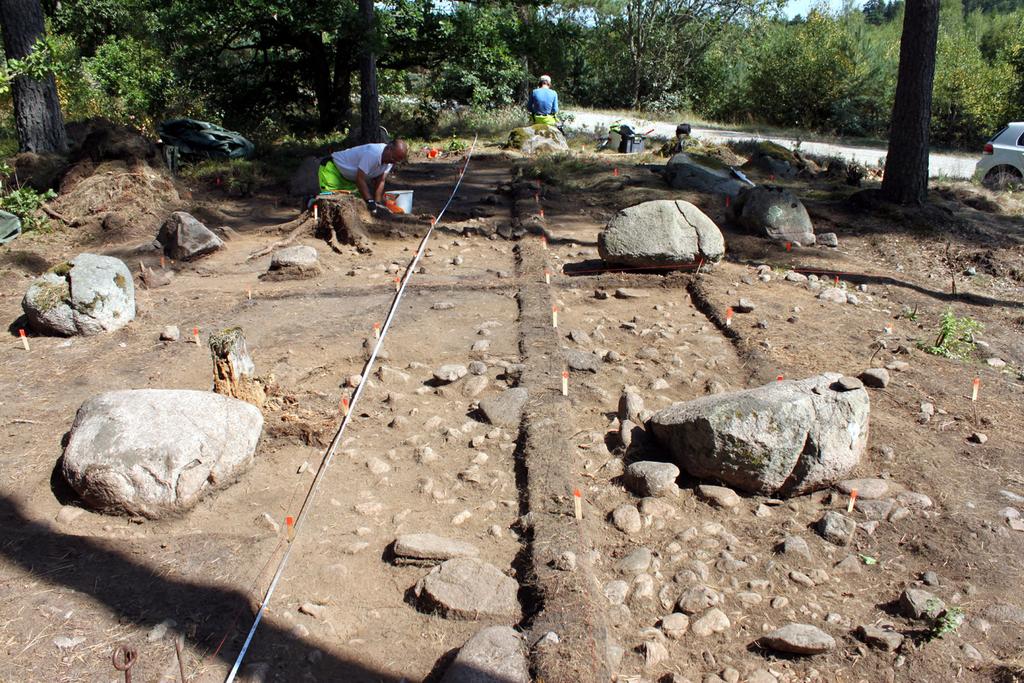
{"left": 783, "top": 0, "right": 864, "bottom": 18}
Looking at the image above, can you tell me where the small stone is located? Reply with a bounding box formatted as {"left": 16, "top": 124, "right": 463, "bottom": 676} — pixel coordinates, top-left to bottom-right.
{"left": 785, "top": 271, "right": 808, "bottom": 282}
{"left": 160, "top": 325, "right": 180, "bottom": 342}
{"left": 255, "top": 512, "right": 281, "bottom": 534}
{"left": 896, "top": 491, "right": 933, "bottom": 509}
{"left": 961, "top": 644, "right": 983, "bottom": 661}
{"left": 818, "top": 233, "right": 839, "bottom": 248}
{"left": 858, "top": 368, "right": 890, "bottom": 388}
{"left": 554, "top": 551, "right": 577, "bottom": 572}
{"left": 440, "top": 626, "right": 529, "bottom": 683}
{"left": 434, "top": 364, "right": 468, "bottom": 383}
{"left": 780, "top": 535, "right": 811, "bottom": 560}
{"left": 392, "top": 533, "right": 480, "bottom": 565}
{"left": 146, "top": 618, "right": 176, "bottom": 642}
{"left": 816, "top": 511, "right": 856, "bottom": 546}
{"left": 54, "top": 635, "right": 86, "bottom": 650}
{"left": 616, "top": 547, "right": 654, "bottom": 575}
{"left": 643, "top": 639, "right": 669, "bottom": 668}
{"left": 615, "top": 288, "right": 648, "bottom": 299}
{"left": 414, "top": 558, "right": 521, "bottom": 620}
{"left": 611, "top": 504, "right": 642, "bottom": 533}
{"left": 468, "top": 361, "right": 487, "bottom": 375}
{"left": 771, "top": 596, "right": 789, "bottom": 609}
{"left": 833, "top": 555, "right": 862, "bottom": 574}
{"left": 755, "top": 503, "right": 773, "bottom": 518}
{"left": 818, "top": 288, "right": 848, "bottom": 304}
{"left": 299, "top": 603, "right": 327, "bottom": 620}
{"left": 922, "top": 571, "right": 940, "bottom": 586}
{"left": 789, "top": 571, "right": 815, "bottom": 587}
{"left": 678, "top": 586, "right": 721, "bottom": 615}
{"left": 367, "top": 457, "right": 391, "bottom": 475}
{"left": 604, "top": 580, "right": 629, "bottom": 605}
{"left": 837, "top": 478, "right": 890, "bottom": 500}
{"left": 432, "top": 302, "right": 456, "bottom": 310}
{"left": 55, "top": 505, "right": 85, "bottom": 524}
{"left": 696, "top": 484, "right": 741, "bottom": 509}
{"left": 857, "top": 625, "right": 904, "bottom": 652}
{"left": 899, "top": 588, "right": 944, "bottom": 620}
{"left": 986, "top": 357, "right": 1006, "bottom": 368}
{"left": 968, "top": 432, "right": 988, "bottom": 444}
{"left": 624, "top": 461, "right": 680, "bottom": 498}
{"left": 887, "top": 360, "right": 910, "bottom": 372}
{"left": 690, "top": 608, "right": 730, "bottom": 637}
{"left": 451, "top": 510, "right": 472, "bottom": 525}
{"left": 569, "top": 329, "right": 592, "bottom": 345}
{"left": 747, "top": 670, "right": 778, "bottom": 683}
{"left": 835, "top": 376, "right": 864, "bottom": 391}
{"left": 735, "top": 298, "right": 755, "bottom": 313}
{"left": 760, "top": 623, "right": 835, "bottom": 655}
{"left": 471, "top": 339, "right": 491, "bottom": 353}
{"left": 661, "top": 612, "right": 690, "bottom": 639}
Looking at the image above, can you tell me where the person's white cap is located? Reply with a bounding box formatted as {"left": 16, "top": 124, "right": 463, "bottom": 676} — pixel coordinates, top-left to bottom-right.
{"left": 539, "top": 75, "right": 552, "bottom": 84}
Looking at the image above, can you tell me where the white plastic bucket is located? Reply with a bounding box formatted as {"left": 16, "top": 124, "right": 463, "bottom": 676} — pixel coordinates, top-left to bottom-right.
{"left": 385, "top": 190, "right": 414, "bottom": 214}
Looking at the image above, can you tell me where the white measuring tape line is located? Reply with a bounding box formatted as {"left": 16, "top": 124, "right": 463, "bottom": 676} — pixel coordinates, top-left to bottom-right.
{"left": 225, "top": 136, "right": 479, "bottom": 682}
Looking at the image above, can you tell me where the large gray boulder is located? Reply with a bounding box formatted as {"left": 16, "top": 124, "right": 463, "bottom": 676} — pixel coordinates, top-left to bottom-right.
{"left": 157, "top": 211, "right": 224, "bottom": 261}
{"left": 649, "top": 373, "right": 869, "bottom": 496}
{"left": 22, "top": 253, "right": 135, "bottom": 336}
{"left": 732, "top": 186, "right": 815, "bottom": 246}
{"left": 598, "top": 200, "right": 725, "bottom": 268}
{"left": 440, "top": 626, "right": 530, "bottom": 683}
{"left": 663, "top": 153, "right": 745, "bottom": 196}
{"left": 62, "top": 389, "right": 264, "bottom": 518}
{"left": 508, "top": 125, "right": 568, "bottom": 155}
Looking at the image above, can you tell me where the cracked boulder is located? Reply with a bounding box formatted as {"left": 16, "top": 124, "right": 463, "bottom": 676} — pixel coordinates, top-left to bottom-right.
{"left": 157, "top": 211, "right": 224, "bottom": 261}
{"left": 598, "top": 199, "right": 725, "bottom": 268}
{"left": 62, "top": 389, "right": 264, "bottom": 518}
{"left": 22, "top": 253, "right": 135, "bottom": 336}
{"left": 649, "top": 373, "right": 869, "bottom": 496}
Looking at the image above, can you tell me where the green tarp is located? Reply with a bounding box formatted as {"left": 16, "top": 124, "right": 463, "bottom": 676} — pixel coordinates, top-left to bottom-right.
{"left": 0, "top": 209, "right": 21, "bottom": 244}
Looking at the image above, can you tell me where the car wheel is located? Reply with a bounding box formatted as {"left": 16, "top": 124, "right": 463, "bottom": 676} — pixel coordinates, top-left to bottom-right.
{"left": 983, "top": 165, "right": 1024, "bottom": 191}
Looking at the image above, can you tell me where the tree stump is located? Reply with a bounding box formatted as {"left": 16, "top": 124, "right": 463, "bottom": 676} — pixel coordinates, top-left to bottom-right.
{"left": 209, "top": 327, "right": 266, "bottom": 408}
{"left": 315, "top": 194, "right": 429, "bottom": 252}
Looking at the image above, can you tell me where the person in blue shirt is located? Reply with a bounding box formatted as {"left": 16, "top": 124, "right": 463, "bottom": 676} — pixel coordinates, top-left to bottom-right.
{"left": 528, "top": 75, "right": 559, "bottom": 126}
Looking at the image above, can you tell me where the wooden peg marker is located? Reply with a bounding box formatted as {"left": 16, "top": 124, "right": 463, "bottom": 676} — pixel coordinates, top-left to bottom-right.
{"left": 544, "top": 269, "right": 551, "bottom": 285}
{"left": 725, "top": 307, "right": 734, "bottom": 327}
{"left": 971, "top": 378, "right": 980, "bottom": 402}
{"left": 573, "top": 488, "right": 582, "bottom": 520}
{"left": 847, "top": 489, "right": 858, "bottom": 513}
{"left": 18, "top": 328, "right": 29, "bottom": 351}
{"left": 373, "top": 322, "right": 381, "bottom": 340}
{"left": 192, "top": 327, "right": 200, "bottom": 345}
{"left": 552, "top": 306, "right": 558, "bottom": 328}
{"left": 562, "top": 370, "right": 569, "bottom": 397}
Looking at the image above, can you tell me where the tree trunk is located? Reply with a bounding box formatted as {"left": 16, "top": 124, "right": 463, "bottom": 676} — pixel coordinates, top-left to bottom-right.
{"left": 333, "top": 34, "right": 355, "bottom": 124}
{"left": 209, "top": 328, "right": 266, "bottom": 408}
{"left": 0, "top": 0, "right": 68, "bottom": 154}
{"left": 358, "top": 0, "right": 382, "bottom": 143}
{"left": 880, "top": 0, "right": 939, "bottom": 205}
{"left": 309, "top": 39, "right": 335, "bottom": 135}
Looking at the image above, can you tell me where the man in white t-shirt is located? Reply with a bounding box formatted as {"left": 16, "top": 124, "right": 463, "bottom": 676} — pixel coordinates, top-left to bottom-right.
{"left": 318, "top": 139, "right": 409, "bottom": 215}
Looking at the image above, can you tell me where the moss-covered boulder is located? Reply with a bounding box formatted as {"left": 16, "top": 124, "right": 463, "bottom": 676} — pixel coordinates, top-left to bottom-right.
{"left": 22, "top": 253, "right": 135, "bottom": 336}
{"left": 507, "top": 125, "right": 568, "bottom": 155}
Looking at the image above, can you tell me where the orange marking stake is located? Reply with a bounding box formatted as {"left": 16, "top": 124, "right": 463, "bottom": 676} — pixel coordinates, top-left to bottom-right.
{"left": 539, "top": 208, "right": 545, "bottom": 219}
{"left": 552, "top": 305, "right": 559, "bottom": 328}
{"left": 373, "top": 322, "right": 381, "bottom": 340}
{"left": 192, "top": 327, "right": 200, "bottom": 345}
{"left": 340, "top": 397, "right": 350, "bottom": 416}
{"left": 160, "top": 255, "right": 166, "bottom": 269}
{"left": 847, "top": 489, "right": 858, "bottom": 513}
{"left": 18, "top": 328, "right": 29, "bottom": 351}
{"left": 247, "top": 287, "right": 252, "bottom": 301}
{"left": 834, "top": 275, "right": 840, "bottom": 286}
{"left": 725, "top": 195, "right": 731, "bottom": 208}
{"left": 613, "top": 167, "right": 619, "bottom": 177}
{"left": 285, "top": 516, "right": 295, "bottom": 540}
{"left": 573, "top": 488, "right": 582, "bottom": 520}
{"left": 544, "top": 268, "right": 551, "bottom": 285}
{"left": 776, "top": 374, "right": 784, "bottom": 382}
{"left": 883, "top": 322, "right": 893, "bottom": 335}
{"left": 562, "top": 370, "right": 569, "bottom": 397}
{"left": 313, "top": 203, "right": 318, "bottom": 221}
{"left": 725, "top": 307, "right": 734, "bottom": 327}
{"left": 785, "top": 242, "right": 792, "bottom": 252}
{"left": 394, "top": 277, "right": 401, "bottom": 292}
{"left": 540, "top": 235, "right": 547, "bottom": 250}
{"left": 971, "top": 377, "right": 980, "bottom": 402}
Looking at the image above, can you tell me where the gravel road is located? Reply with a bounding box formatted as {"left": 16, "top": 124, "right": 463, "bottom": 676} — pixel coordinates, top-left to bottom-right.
{"left": 564, "top": 110, "right": 978, "bottom": 180}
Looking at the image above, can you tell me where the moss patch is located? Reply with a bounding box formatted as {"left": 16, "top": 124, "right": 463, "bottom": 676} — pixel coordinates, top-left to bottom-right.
{"left": 114, "top": 273, "right": 127, "bottom": 290}
{"left": 49, "top": 261, "right": 72, "bottom": 277}
{"left": 31, "top": 279, "right": 70, "bottom": 312}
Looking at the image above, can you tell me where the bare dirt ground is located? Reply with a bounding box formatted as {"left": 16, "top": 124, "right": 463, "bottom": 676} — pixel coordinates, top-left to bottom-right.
{"left": 0, "top": 143, "right": 1022, "bottom": 683}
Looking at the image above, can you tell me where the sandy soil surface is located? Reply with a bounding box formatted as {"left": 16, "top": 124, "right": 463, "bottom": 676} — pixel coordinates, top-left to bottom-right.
{"left": 0, "top": 144, "right": 1022, "bottom": 683}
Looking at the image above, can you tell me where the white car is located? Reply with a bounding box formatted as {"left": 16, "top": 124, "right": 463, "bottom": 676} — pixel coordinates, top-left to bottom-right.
{"left": 976, "top": 122, "right": 1024, "bottom": 189}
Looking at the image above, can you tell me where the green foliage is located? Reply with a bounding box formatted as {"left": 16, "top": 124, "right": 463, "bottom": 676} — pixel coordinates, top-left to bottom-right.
{"left": 919, "top": 308, "right": 983, "bottom": 359}
{"left": 926, "top": 603, "right": 965, "bottom": 641}
{"left": 0, "top": 186, "right": 57, "bottom": 233}
{"left": 178, "top": 159, "right": 263, "bottom": 196}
